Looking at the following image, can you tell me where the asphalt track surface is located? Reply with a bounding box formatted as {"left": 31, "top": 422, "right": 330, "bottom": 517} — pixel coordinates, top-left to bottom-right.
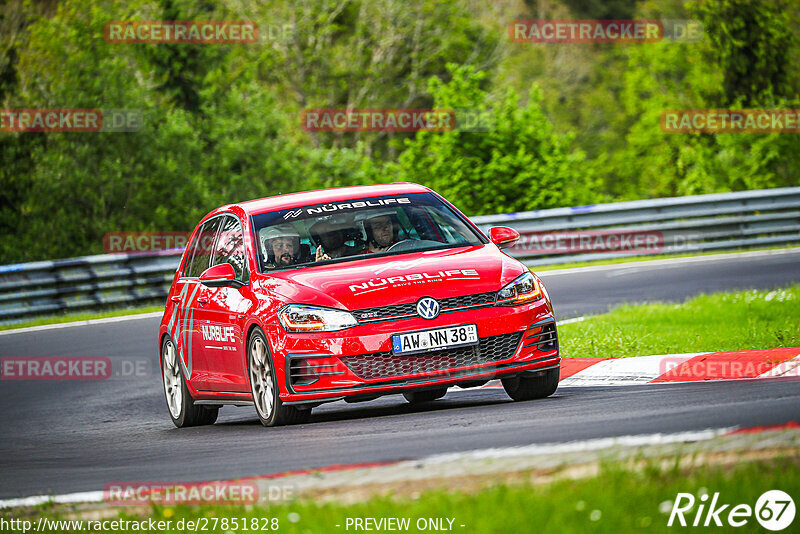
{"left": 1, "top": 250, "right": 799, "bottom": 499}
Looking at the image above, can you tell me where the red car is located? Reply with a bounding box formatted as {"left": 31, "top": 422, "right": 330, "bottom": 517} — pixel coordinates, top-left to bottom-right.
{"left": 159, "top": 183, "right": 559, "bottom": 427}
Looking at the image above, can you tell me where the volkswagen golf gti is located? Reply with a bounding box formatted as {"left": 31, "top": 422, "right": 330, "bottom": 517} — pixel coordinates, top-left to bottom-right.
{"left": 158, "top": 183, "right": 559, "bottom": 427}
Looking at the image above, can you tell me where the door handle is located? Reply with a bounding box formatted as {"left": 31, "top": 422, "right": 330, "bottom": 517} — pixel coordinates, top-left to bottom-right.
{"left": 170, "top": 296, "right": 181, "bottom": 303}
{"left": 197, "top": 297, "right": 209, "bottom": 306}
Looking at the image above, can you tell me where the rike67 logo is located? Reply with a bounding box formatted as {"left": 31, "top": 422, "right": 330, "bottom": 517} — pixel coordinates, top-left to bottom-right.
{"left": 667, "top": 490, "right": 795, "bottom": 530}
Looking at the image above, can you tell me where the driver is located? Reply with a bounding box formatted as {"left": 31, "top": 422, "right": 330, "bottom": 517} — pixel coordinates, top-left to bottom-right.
{"left": 362, "top": 210, "right": 400, "bottom": 254}
{"left": 309, "top": 219, "right": 361, "bottom": 261}
{"left": 260, "top": 224, "right": 303, "bottom": 268}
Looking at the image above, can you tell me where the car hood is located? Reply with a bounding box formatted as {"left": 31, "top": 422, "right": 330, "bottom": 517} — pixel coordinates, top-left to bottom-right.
{"left": 261, "top": 245, "right": 525, "bottom": 311}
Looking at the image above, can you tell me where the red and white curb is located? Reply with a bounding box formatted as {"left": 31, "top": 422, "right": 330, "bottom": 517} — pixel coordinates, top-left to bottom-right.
{"left": 469, "top": 347, "right": 800, "bottom": 390}
{"left": 560, "top": 347, "right": 800, "bottom": 386}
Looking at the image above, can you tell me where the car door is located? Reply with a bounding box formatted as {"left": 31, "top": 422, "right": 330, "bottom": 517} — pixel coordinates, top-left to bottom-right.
{"left": 195, "top": 214, "right": 251, "bottom": 392}
{"left": 171, "top": 216, "right": 222, "bottom": 390}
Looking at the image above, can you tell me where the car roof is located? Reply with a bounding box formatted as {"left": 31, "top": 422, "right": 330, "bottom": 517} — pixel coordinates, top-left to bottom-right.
{"left": 236, "top": 183, "right": 432, "bottom": 215}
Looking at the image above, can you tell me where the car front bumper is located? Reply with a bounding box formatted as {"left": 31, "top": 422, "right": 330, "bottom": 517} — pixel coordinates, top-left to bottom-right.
{"left": 270, "top": 299, "right": 559, "bottom": 404}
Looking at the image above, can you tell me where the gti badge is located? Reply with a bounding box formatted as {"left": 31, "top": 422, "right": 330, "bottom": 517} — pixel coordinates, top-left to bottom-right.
{"left": 416, "top": 297, "right": 440, "bottom": 320}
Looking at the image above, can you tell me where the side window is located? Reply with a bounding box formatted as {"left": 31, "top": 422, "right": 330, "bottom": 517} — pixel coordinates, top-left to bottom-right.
{"left": 183, "top": 217, "right": 222, "bottom": 278}
{"left": 212, "top": 215, "right": 248, "bottom": 282}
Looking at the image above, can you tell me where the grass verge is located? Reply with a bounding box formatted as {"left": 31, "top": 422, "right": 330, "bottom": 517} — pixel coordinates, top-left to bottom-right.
{"left": 0, "top": 305, "right": 164, "bottom": 332}
{"left": 558, "top": 285, "right": 800, "bottom": 358}
{"left": 16, "top": 453, "right": 800, "bottom": 533}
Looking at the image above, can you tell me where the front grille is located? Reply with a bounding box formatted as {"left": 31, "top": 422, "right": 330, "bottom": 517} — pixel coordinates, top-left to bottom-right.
{"left": 339, "top": 331, "right": 522, "bottom": 380}
{"left": 440, "top": 292, "right": 497, "bottom": 309}
{"left": 354, "top": 302, "right": 416, "bottom": 321}
{"left": 353, "top": 292, "right": 497, "bottom": 322}
{"left": 523, "top": 321, "right": 558, "bottom": 351}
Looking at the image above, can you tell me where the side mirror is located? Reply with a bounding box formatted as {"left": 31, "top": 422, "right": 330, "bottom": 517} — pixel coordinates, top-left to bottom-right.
{"left": 199, "top": 263, "right": 242, "bottom": 288}
{"left": 489, "top": 226, "right": 520, "bottom": 249}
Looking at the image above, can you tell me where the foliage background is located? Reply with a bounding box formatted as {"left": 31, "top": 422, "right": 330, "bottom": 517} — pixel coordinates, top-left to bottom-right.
{"left": 0, "top": 0, "right": 798, "bottom": 262}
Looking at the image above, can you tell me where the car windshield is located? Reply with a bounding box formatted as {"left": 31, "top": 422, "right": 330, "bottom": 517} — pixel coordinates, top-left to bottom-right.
{"left": 251, "top": 192, "right": 485, "bottom": 271}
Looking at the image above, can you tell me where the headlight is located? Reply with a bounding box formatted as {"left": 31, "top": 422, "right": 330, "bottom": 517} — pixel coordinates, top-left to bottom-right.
{"left": 277, "top": 304, "right": 358, "bottom": 332}
{"left": 496, "top": 272, "right": 542, "bottom": 306}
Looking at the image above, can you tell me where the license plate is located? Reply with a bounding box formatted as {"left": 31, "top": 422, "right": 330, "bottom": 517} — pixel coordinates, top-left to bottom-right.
{"left": 391, "top": 324, "right": 478, "bottom": 355}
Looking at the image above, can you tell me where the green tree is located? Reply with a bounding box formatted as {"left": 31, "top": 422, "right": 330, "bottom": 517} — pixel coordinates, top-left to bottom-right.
{"left": 606, "top": 0, "right": 800, "bottom": 198}
{"left": 394, "top": 64, "right": 596, "bottom": 216}
{"left": 252, "top": 0, "right": 500, "bottom": 158}
{"left": 691, "top": 0, "right": 798, "bottom": 106}
{"left": 0, "top": 0, "right": 381, "bottom": 262}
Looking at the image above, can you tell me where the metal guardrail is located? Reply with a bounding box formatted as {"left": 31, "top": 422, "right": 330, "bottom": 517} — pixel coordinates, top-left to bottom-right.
{"left": 472, "top": 186, "right": 800, "bottom": 266}
{"left": 1, "top": 187, "right": 798, "bottom": 324}
{"left": 0, "top": 253, "right": 181, "bottom": 324}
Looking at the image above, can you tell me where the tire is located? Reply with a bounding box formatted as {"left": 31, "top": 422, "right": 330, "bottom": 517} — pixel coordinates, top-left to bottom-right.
{"left": 501, "top": 367, "right": 559, "bottom": 401}
{"left": 403, "top": 387, "right": 448, "bottom": 404}
{"left": 247, "top": 327, "right": 311, "bottom": 427}
{"left": 161, "top": 336, "right": 219, "bottom": 428}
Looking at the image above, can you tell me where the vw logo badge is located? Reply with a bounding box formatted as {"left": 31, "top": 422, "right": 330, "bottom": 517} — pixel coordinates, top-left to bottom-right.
{"left": 416, "top": 297, "right": 440, "bottom": 320}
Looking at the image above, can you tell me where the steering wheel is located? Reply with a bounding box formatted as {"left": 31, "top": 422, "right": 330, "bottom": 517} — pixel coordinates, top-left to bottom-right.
{"left": 386, "top": 239, "right": 416, "bottom": 252}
